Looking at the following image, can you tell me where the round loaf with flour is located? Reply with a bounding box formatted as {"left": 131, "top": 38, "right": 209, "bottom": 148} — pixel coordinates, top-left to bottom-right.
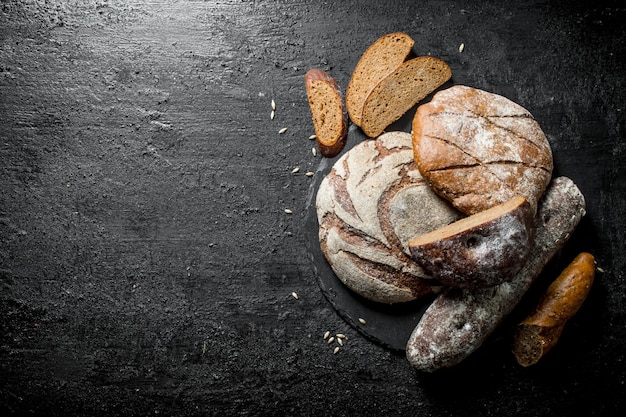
{"left": 412, "top": 85, "right": 553, "bottom": 215}
{"left": 316, "top": 132, "right": 462, "bottom": 304}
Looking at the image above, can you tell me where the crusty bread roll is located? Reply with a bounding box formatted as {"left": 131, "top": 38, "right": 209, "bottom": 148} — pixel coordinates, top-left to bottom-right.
{"left": 316, "top": 132, "right": 462, "bottom": 304}
{"left": 412, "top": 85, "right": 553, "bottom": 215}
{"left": 305, "top": 69, "right": 348, "bottom": 157}
{"left": 360, "top": 56, "right": 451, "bottom": 138}
{"left": 346, "top": 32, "right": 414, "bottom": 127}
{"left": 408, "top": 196, "right": 535, "bottom": 289}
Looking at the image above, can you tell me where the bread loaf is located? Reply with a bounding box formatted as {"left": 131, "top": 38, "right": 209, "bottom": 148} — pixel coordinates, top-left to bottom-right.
{"left": 316, "top": 132, "right": 462, "bottom": 304}
{"left": 513, "top": 252, "right": 596, "bottom": 367}
{"left": 360, "top": 56, "right": 451, "bottom": 138}
{"left": 408, "top": 196, "right": 534, "bottom": 289}
{"left": 346, "top": 32, "right": 414, "bottom": 127}
{"left": 305, "top": 69, "right": 348, "bottom": 157}
{"left": 412, "top": 85, "right": 553, "bottom": 215}
{"left": 406, "top": 176, "right": 586, "bottom": 372}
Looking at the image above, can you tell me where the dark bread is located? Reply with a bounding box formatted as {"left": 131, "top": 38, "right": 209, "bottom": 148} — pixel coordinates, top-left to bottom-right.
{"left": 316, "top": 132, "right": 462, "bottom": 304}
{"left": 360, "top": 56, "right": 451, "bottom": 138}
{"left": 412, "top": 85, "right": 553, "bottom": 215}
{"left": 346, "top": 32, "right": 414, "bottom": 127}
{"left": 408, "top": 196, "right": 534, "bottom": 289}
{"left": 305, "top": 69, "right": 348, "bottom": 157}
{"left": 406, "top": 177, "right": 586, "bottom": 372}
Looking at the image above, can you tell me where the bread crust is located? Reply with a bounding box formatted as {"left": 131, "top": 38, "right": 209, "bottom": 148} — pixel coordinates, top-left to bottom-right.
{"left": 305, "top": 69, "right": 348, "bottom": 157}
{"left": 408, "top": 196, "right": 535, "bottom": 288}
{"left": 512, "top": 252, "right": 595, "bottom": 367}
{"left": 412, "top": 85, "right": 553, "bottom": 215}
{"left": 405, "top": 176, "right": 586, "bottom": 372}
{"left": 316, "top": 132, "right": 461, "bottom": 304}
{"left": 346, "top": 32, "right": 414, "bottom": 127}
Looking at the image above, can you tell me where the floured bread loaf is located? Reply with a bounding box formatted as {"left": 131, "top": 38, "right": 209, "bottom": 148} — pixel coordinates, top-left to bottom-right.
{"left": 316, "top": 132, "right": 462, "bottom": 304}
{"left": 412, "top": 85, "right": 553, "bottom": 215}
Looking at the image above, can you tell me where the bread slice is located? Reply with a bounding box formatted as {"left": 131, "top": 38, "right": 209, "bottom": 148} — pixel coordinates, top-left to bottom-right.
{"left": 360, "top": 56, "right": 451, "bottom": 138}
{"left": 346, "top": 32, "right": 414, "bottom": 127}
{"left": 408, "top": 196, "right": 534, "bottom": 288}
{"left": 305, "top": 69, "right": 348, "bottom": 158}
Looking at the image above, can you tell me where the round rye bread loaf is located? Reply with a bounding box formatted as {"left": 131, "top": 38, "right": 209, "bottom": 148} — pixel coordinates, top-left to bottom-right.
{"left": 412, "top": 85, "right": 553, "bottom": 215}
{"left": 316, "top": 132, "right": 461, "bottom": 304}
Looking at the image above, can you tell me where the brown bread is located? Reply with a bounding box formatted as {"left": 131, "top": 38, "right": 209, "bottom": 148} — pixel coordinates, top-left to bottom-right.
{"left": 305, "top": 69, "right": 348, "bottom": 158}
{"left": 412, "top": 85, "right": 553, "bottom": 215}
{"left": 408, "top": 196, "right": 534, "bottom": 289}
{"left": 513, "top": 252, "right": 596, "bottom": 367}
{"left": 361, "top": 56, "right": 451, "bottom": 138}
{"left": 346, "top": 32, "right": 414, "bottom": 127}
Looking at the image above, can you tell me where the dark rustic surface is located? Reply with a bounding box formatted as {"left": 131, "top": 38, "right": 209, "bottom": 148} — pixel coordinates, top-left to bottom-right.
{"left": 1, "top": 0, "right": 625, "bottom": 416}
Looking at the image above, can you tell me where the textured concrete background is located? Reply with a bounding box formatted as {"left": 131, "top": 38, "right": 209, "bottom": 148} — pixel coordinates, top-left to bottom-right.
{"left": 1, "top": 0, "right": 625, "bottom": 416}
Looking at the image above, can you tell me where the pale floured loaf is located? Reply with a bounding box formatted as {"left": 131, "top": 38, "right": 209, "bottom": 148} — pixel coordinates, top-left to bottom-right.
{"left": 346, "top": 32, "right": 414, "bottom": 127}
{"left": 412, "top": 85, "right": 553, "bottom": 215}
{"left": 316, "top": 131, "right": 462, "bottom": 304}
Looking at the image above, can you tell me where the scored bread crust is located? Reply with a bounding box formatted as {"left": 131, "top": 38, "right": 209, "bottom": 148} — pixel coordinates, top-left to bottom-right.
{"left": 316, "top": 132, "right": 461, "bottom": 304}
{"left": 346, "top": 32, "right": 414, "bottom": 127}
{"left": 361, "top": 56, "right": 451, "bottom": 138}
{"left": 412, "top": 85, "right": 553, "bottom": 215}
{"left": 305, "top": 69, "right": 348, "bottom": 158}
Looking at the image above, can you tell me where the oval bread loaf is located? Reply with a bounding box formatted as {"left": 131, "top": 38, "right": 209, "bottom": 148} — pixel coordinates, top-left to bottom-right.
{"left": 346, "top": 32, "right": 415, "bottom": 127}
{"left": 316, "top": 131, "right": 462, "bottom": 304}
{"left": 412, "top": 85, "right": 553, "bottom": 215}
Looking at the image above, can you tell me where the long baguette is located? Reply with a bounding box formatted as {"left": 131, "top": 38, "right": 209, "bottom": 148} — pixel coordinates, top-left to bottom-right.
{"left": 406, "top": 176, "right": 586, "bottom": 372}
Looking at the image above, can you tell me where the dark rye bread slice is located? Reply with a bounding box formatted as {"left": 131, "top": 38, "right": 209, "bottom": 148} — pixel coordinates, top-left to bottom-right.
{"left": 360, "top": 56, "right": 451, "bottom": 138}
{"left": 406, "top": 177, "right": 586, "bottom": 372}
{"left": 316, "top": 132, "right": 462, "bottom": 304}
{"left": 408, "top": 196, "right": 534, "bottom": 289}
{"left": 412, "top": 85, "right": 553, "bottom": 215}
{"left": 305, "top": 69, "right": 348, "bottom": 158}
{"left": 346, "top": 32, "right": 414, "bottom": 127}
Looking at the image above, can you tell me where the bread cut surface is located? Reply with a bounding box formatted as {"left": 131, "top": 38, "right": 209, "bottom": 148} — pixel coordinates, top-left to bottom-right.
{"left": 361, "top": 56, "right": 451, "bottom": 138}
{"left": 305, "top": 69, "right": 348, "bottom": 157}
{"left": 346, "top": 32, "right": 414, "bottom": 127}
{"left": 408, "top": 196, "right": 534, "bottom": 288}
{"left": 316, "top": 131, "right": 461, "bottom": 304}
{"left": 412, "top": 85, "right": 553, "bottom": 215}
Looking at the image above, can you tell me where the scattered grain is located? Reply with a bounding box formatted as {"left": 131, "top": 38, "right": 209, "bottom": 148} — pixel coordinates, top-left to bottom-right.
{"left": 459, "top": 42, "right": 465, "bottom": 53}
{"left": 358, "top": 318, "right": 366, "bottom": 325}
{"left": 327, "top": 337, "right": 335, "bottom": 344}
{"left": 284, "top": 209, "right": 293, "bottom": 214}
{"left": 333, "top": 347, "right": 340, "bottom": 354}
{"left": 270, "top": 110, "right": 275, "bottom": 120}
{"left": 323, "top": 331, "right": 330, "bottom": 340}
{"left": 597, "top": 266, "right": 605, "bottom": 273}
{"left": 309, "top": 134, "right": 316, "bottom": 140}
{"left": 279, "top": 127, "right": 288, "bottom": 134}
{"left": 271, "top": 99, "right": 276, "bottom": 110}
{"left": 312, "top": 147, "right": 317, "bottom": 157}
{"left": 336, "top": 334, "right": 346, "bottom": 339}
{"left": 305, "top": 171, "right": 314, "bottom": 177}
{"left": 291, "top": 167, "right": 300, "bottom": 174}
{"left": 337, "top": 338, "right": 343, "bottom": 346}
{"left": 291, "top": 292, "right": 299, "bottom": 300}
